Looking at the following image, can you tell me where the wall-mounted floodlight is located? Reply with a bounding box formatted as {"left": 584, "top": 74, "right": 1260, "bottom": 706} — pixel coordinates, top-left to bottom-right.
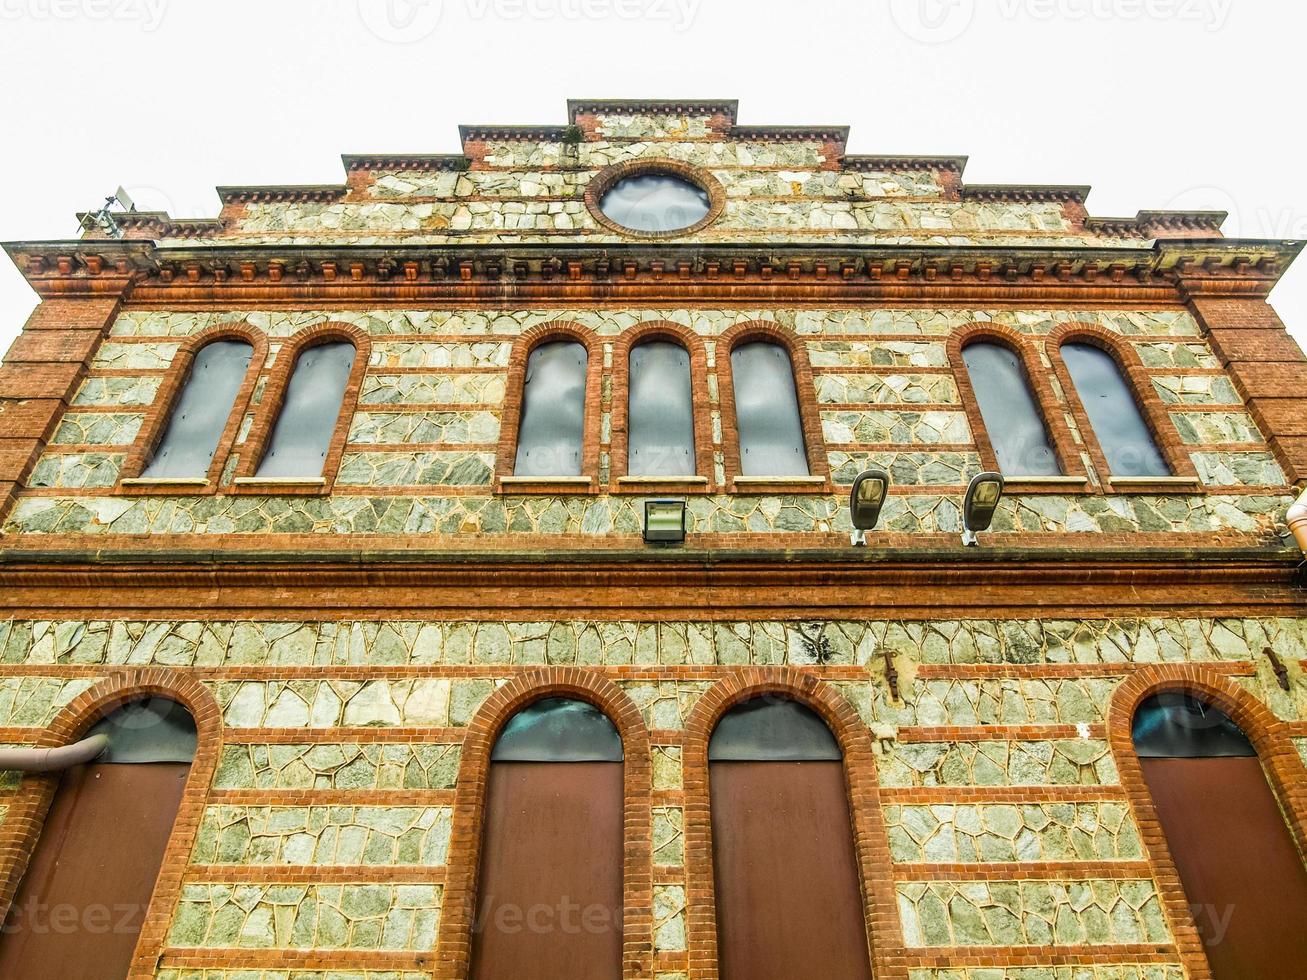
{"left": 644, "top": 499, "right": 687, "bottom": 543}
{"left": 962, "top": 471, "right": 1005, "bottom": 547}
{"left": 849, "top": 468, "right": 890, "bottom": 546}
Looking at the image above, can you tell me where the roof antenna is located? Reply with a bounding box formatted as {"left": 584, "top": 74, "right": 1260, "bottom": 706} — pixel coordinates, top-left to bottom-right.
{"left": 78, "top": 186, "right": 136, "bottom": 240}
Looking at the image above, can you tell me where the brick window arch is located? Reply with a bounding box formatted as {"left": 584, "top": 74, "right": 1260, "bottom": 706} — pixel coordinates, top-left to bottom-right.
{"left": 434, "top": 667, "right": 653, "bottom": 980}
{"left": 1047, "top": 324, "right": 1197, "bottom": 488}
{"left": 233, "top": 322, "right": 370, "bottom": 493}
{"left": 610, "top": 321, "right": 714, "bottom": 491}
{"left": 947, "top": 323, "right": 1085, "bottom": 484}
{"left": 716, "top": 322, "right": 829, "bottom": 492}
{"left": 119, "top": 323, "right": 267, "bottom": 494}
{"left": 682, "top": 668, "right": 906, "bottom": 980}
{"left": 495, "top": 322, "right": 603, "bottom": 493}
{"left": 0, "top": 669, "right": 221, "bottom": 978}
{"left": 1108, "top": 666, "right": 1307, "bottom": 979}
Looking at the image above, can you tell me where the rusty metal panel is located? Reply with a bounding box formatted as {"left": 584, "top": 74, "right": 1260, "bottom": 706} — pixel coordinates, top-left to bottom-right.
{"left": 471, "top": 761, "right": 623, "bottom": 980}
{"left": 256, "top": 340, "right": 356, "bottom": 478}
{"left": 0, "top": 762, "right": 190, "bottom": 980}
{"left": 628, "top": 341, "right": 695, "bottom": 477}
{"left": 1061, "top": 341, "right": 1170, "bottom": 477}
{"left": 514, "top": 341, "right": 588, "bottom": 477}
{"left": 1141, "top": 756, "right": 1307, "bottom": 977}
{"left": 141, "top": 339, "right": 252, "bottom": 479}
{"left": 710, "top": 761, "right": 873, "bottom": 980}
{"left": 730, "top": 341, "right": 809, "bottom": 477}
{"left": 962, "top": 342, "right": 1061, "bottom": 476}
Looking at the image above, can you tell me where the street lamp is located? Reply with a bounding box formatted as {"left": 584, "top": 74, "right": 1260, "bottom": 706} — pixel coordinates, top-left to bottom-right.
{"left": 961, "top": 472, "right": 1004, "bottom": 547}
{"left": 849, "top": 468, "right": 890, "bottom": 546}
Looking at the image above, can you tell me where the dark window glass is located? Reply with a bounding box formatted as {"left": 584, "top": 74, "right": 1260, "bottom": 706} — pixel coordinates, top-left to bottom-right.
{"left": 731, "top": 341, "right": 809, "bottom": 477}
{"left": 1061, "top": 342, "right": 1170, "bottom": 477}
{"left": 710, "top": 696, "right": 871, "bottom": 980}
{"left": 256, "top": 341, "right": 356, "bottom": 478}
{"left": 491, "top": 697, "right": 623, "bottom": 762}
{"left": 514, "top": 340, "right": 587, "bottom": 477}
{"left": 599, "top": 173, "right": 710, "bottom": 233}
{"left": 472, "top": 697, "right": 623, "bottom": 978}
{"left": 1133, "top": 693, "right": 1307, "bottom": 975}
{"left": 0, "top": 698, "right": 195, "bottom": 979}
{"left": 962, "top": 342, "right": 1061, "bottom": 476}
{"left": 629, "top": 340, "right": 695, "bottom": 477}
{"left": 141, "top": 339, "right": 252, "bottom": 479}
{"left": 709, "top": 697, "right": 841, "bottom": 762}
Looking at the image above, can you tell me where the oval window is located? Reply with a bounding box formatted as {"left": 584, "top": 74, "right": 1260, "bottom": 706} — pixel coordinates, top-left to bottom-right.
{"left": 599, "top": 173, "right": 711, "bottom": 233}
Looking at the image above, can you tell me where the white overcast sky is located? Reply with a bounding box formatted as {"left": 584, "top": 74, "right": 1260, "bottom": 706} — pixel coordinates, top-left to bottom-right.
{"left": 1, "top": 0, "right": 1304, "bottom": 350}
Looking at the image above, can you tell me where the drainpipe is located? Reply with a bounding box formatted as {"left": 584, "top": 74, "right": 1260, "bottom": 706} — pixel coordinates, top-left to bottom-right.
{"left": 0, "top": 733, "right": 108, "bottom": 773}
{"left": 1288, "top": 487, "right": 1307, "bottom": 558}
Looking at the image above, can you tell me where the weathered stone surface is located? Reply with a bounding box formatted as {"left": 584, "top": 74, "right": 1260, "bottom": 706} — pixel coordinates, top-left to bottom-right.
{"left": 815, "top": 373, "right": 960, "bottom": 406}
{"left": 863, "top": 677, "right": 1120, "bottom": 727}
{"left": 885, "top": 803, "right": 1143, "bottom": 863}
{"left": 0, "top": 676, "right": 97, "bottom": 726}
{"left": 26, "top": 452, "right": 123, "bottom": 488}
{"left": 1192, "top": 451, "right": 1285, "bottom": 487}
{"left": 653, "top": 885, "right": 687, "bottom": 952}
{"left": 216, "top": 678, "right": 495, "bottom": 729}
{"left": 168, "top": 883, "right": 440, "bottom": 950}
{"left": 212, "top": 744, "right": 459, "bottom": 791}
{"left": 1153, "top": 375, "right": 1241, "bottom": 404}
{"left": 348, "top": 411, "right": 500, "bottom": 446}
{"left": 907, "top": 967, "right": 1185, "bottom": 980}
{"left": 878, "top": 741, "right": 1119, "bottom": 788}
{"left": 49, "top": 413, "right": 142, "bottom": 446}
{"left": 1171, "top": 411, "right": 1263, "bottom": 445}
{"left": 72, "top": 375, "right": 161, "bottom": 407}
{"left": 359, "top": 374, "right": 506, "bottom": 406}
{"left": 3, "top": 616, "right": 1305, "bottom": 668}
{"left": 896, "top": 879, "right": 1170, "bottom": 947}
{"left": 653, "top": 807, "right": 684, "bottom": 866}
{"left": 829, "top": 451, "right": 978, "bottom": 487}
{"left": 822, "top": 410, "right": 972, "bottom": 445}
{"left": 192, "top": 806, "right": 451, "bottom": 866}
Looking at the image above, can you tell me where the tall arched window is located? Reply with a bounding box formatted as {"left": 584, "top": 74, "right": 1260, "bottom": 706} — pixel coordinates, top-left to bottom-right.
{"left": 514, "top": 341, "right": 588, "bottom": 477}
{"left": 730, "top": 341, "right": 809, "bottom": 477}
{"left": 255, "top": 340, "right": 356, "bottom": 478}
{"left": 1133, "top": 693, "right": 1307, "bottom": 976}
{"left": 629, "top": 339, "right": 695, "bottom": 477}
{"left": 962, "top": 341, "right": 1061, "bottom": 476}
{"left": 0, "top": 698, "right": 196, "bottom": 978}
{"left": 471, "top": 698, "right": 623, "bottom": 979}
{"left": 141, "top": 339, "right": 253, "bottom": 479}
{"left": 1061, "top": 342, "right": 1170, "bottom": 477}
{"left": 709, "top": 697, "right": 872, "bottom": 980}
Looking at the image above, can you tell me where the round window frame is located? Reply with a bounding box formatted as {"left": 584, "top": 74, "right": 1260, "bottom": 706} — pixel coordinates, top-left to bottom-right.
{"left": 586, "top": 160, "right": 726, "bottom": 239}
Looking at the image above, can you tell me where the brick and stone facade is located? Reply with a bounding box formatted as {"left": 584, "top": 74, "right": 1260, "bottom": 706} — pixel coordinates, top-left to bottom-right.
{"left": 0, "top": 99, "right": 1304, "bottom": 979}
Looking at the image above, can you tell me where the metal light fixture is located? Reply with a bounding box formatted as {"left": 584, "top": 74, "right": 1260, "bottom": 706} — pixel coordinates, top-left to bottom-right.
{"left": 961, "top": 471, "right": 1005, "bottom": 547}
{"left": 644, "top": 498, "right": 687, "bottom": 543}
{"left": 849, "top": 468, "right": 890, "bottom": 546}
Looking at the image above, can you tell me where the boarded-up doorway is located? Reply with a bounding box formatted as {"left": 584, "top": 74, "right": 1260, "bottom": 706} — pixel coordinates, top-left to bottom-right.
{"left": 709, "top": 697, "right": 873, "bottom": 980}
{"left": 470, "top": 698, "right": 624, "bottom": 980}
{"left": 0, "top": 697, "right": 196, "bottom": 980}
{"left": 1134, "top": 692, "right": 1307, "bottom": 977}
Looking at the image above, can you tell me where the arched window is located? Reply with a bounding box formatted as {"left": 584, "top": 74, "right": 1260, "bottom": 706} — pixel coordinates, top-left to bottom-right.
{"left": 141, "top": 339, "right": 253, "bottom": 479}
{"left": 1061, "top": 342, "right": 1170, "bottom": 477}
{"left": 255, "top": 341, "right": 356, "bottom": 478}
{"left": 629, "top": 339, "right": 695, "bottom": 477}
{"left": 1133, "top": 693, "right": 1307, "bottom": 976}
{"left": 962, "top": 341, "right": 1061, "bottom": 476}
{"left": 0, "top": 698, "right": 196, "bottom": 978}
{"left": 471, "top": 698, "right": 623, "bottom": 979}
{"left": 514, "top": 341, "right": 588, "bottom": 477}
{"left": 730, "top": 341, "right": 809, "bottom": 477}
{"left": 709, "top": 697, "right": 872, "bottom": 980}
